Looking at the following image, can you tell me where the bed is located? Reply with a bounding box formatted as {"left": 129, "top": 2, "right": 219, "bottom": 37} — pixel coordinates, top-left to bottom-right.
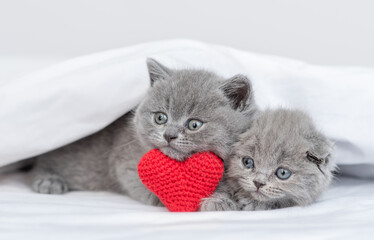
{"left": 1, "top": 40, "right": 373, "bottom": 239}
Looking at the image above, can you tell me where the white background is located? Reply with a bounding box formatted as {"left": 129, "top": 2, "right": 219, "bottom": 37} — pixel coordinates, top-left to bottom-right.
{"left": 0, "top": 0, "right": 373, "bottom": 67}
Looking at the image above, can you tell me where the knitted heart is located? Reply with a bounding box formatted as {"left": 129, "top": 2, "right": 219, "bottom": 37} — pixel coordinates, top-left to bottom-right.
{"left": 138, "top": 149, "right": 224, "bottom": 212}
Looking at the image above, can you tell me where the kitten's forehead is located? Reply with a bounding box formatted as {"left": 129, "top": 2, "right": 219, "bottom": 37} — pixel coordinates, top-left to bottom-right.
{"left": 150, "top": 69, "right": 227, "bottom": 120}
{"left": 234, "top": 109, "right": 314, "bottom": 164}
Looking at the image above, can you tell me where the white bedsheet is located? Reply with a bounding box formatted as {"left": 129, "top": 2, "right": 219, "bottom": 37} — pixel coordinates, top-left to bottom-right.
{"left": 1, "top": 172, "right": 373, "bottom": 240}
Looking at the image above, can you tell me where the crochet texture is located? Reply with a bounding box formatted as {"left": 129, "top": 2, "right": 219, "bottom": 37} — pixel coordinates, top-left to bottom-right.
{"left": 138, "top": 149, "right": 224, "bottom": 212}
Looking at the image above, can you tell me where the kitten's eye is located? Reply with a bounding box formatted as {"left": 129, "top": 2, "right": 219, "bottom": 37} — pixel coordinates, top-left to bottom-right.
{"left": 242, "top": 157, "right": 254, "bottom": 169}
{"left": 276, "top": 168, "right": 292, "bottom": 180}
{"left": 154, "top": 112, "right": 168, "bottom": 125}
{"left": 187, "top": 119, "right": 203, "bottom": 130}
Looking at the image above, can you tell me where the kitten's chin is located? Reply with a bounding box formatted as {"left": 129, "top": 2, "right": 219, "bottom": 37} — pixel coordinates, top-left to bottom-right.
{"left": 159, "top": 147, "right": 190, "bottom": 161}
{"left": 249, "top": 191, "right": 272, "bottom": 202}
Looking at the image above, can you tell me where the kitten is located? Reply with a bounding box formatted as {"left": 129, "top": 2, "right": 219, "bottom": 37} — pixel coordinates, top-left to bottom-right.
{"left": 200, "top": 109, "right": 336, "bottom": 211}
{"left": 30, "top": 58, "right": 257, "bottom": 206}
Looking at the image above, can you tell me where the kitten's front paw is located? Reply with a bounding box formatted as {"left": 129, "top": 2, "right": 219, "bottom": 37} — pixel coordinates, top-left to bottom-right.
{"left": 32, "top": 175, "right": 68, "bottom": 194}
{"left": 199, "top": 194, "right": 238, "bottom": 211}
{"left": 139, "top": 192, "right": 164, "bottom": 207}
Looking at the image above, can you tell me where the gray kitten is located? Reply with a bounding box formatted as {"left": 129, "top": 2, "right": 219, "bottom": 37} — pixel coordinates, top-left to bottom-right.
{"left": 200, "top": 109, "right": 336, "bottom": 211}
{"left": 30, "top": 59, "right": 257, "bottom": 206}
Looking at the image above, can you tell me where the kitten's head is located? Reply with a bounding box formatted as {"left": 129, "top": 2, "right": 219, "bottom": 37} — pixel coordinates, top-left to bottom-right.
{"left": 228, "top": 109, "right": 336, "bottom": 207}
{"left": 134, "top": 58, "right": 257, "bottom": 161}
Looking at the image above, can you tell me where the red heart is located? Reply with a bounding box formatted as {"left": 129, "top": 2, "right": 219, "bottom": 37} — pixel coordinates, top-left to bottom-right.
{"left": 138, "top": 149, "right": 224, "bottom": 212}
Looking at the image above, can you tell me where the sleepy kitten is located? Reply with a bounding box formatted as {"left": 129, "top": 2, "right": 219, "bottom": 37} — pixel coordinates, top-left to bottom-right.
{"left": 30, "top": 59, "right": 257, "bottom": 206}
{"left": 200, "top": 109, "right": 336, "bottom": 211}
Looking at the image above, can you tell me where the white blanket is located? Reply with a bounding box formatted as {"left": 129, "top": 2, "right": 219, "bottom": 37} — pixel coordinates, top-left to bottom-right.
{"left": 1, "top": 40, "right": 373, "bottom": 177}
{"left": 1, "top": 41, "right": 373, "bottom": 240}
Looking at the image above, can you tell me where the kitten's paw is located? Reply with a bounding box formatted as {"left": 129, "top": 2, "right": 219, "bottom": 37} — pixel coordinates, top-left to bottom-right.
{"left": 139, "top": 192, "right": 164, "bottom": 207}
{"left": 239, "top": 200, "right": 269, "bottom": 211}
{"left": 200, "top": 194, "right": 238, "bottom": 211}
{"left": 32, "top": 175, "right": 68, "bottom": 194}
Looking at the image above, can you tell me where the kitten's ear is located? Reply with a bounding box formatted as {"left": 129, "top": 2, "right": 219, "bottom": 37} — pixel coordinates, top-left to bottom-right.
{"left": 305, "top": 133, "right": 334, "bottom": 166}
{"left": 220, "top": 74, "right": 253, "bottom": 111}
{"left": 146, "top": 58, "right": 172, "bottom": 86}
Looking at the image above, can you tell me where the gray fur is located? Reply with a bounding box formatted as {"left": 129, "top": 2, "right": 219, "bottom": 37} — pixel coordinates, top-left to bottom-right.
{"left": 200, "top": 109, "right": 336, "bottom": 211}
{"left": 0, "top": 158, "right": 34, "bottom": 174}
{"left": 30, "top": 59, "right": 257, "bottom": 206}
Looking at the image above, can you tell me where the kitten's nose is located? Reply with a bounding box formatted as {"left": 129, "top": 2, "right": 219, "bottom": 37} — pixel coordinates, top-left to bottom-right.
{"left": 163, "top": 133, "right": 177, "bottom": 143}
{"left": 253, "top": 181, "right": 265, "bottom": 189}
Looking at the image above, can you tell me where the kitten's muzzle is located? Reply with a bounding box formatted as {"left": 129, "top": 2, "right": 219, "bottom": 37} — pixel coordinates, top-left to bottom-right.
{"left": 163, "top": 133, "right": 178, "bottom": 143}
{"left": 163, "top": 126, "right": 179, "bottom": 143}
{"left": 253, "top": 181, "right": 265, "bottom": 189}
